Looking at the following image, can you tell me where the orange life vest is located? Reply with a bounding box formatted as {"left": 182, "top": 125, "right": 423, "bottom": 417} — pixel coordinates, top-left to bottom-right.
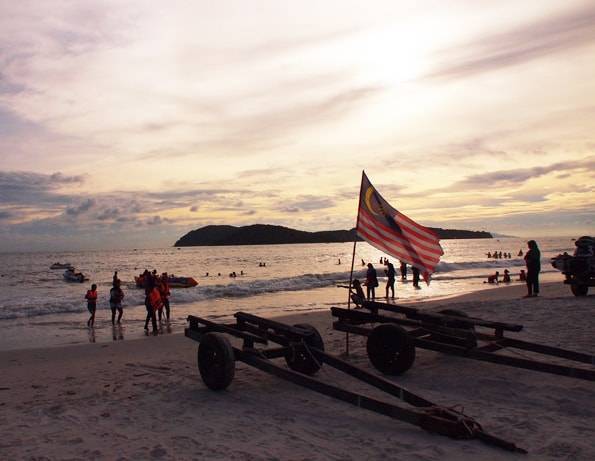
{"left": 149, "top": 287, "right": 164, "bottom": 310}
{"left": 85, "top": 290, "right": 97, "bottom": 301}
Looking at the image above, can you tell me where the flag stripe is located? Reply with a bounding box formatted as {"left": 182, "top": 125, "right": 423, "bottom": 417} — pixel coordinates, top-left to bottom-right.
{"left": 358, "top": 208, "right": 443, "bottom": 258}
{"left": 358, "top": 211, "right": 441, "bottom": 264}
{"left": 357, "top": 225, "right": 435, "bottom": 273}
{"left": 395, "top": 210, "right": 440, "bottom": 241}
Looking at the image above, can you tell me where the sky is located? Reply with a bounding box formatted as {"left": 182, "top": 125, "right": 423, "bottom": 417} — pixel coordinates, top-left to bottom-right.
{"left": 1, "top": 0, "right": 594, "bottom": 251}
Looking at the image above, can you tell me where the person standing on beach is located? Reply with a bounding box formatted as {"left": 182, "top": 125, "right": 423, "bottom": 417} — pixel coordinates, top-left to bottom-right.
{"left": 109, "top": 280, "right": 124, "bottom": 325}
{"left": 399, "top": 261, "right": 407, "bottom": 280}
{"left": 365, "top": 263, "right": 378, "bottom": 300}
{"left": 85, "top": 283, "right": 98, "bottom": 327}
{"left": 143, "top": 276, "right": 158, "bottom": 333}
{"left": 524, "top": 240, "right": 541, "bottom": 297}
{"left": 159, "top": 273, "right": 171, "bottom": 321}
{"left": 411, "top": 266, "right": 421, "bottom": 289}
{"left": 385, "top": 261, "right": 396, "bottom": 299}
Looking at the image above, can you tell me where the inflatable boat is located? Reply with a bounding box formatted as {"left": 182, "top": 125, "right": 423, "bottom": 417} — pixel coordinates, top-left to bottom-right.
{"left": 135, "top": 274, "right": 198, "bottom": 288}
{"left": 63, "top": 269, "right": 88, "bottom": 283}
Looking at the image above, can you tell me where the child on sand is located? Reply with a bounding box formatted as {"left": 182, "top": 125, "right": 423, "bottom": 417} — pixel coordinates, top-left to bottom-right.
{"left": 85, "top": 283, "right": 98, "bottom": 327}
{"left": 502, "top": 269, "right": 511, "bottom": 283}
{"left": 350, "top": 279, "right": 366, "bottom": 306}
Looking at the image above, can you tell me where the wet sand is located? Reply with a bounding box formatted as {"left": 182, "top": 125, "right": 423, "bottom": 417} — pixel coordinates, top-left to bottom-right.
{"left": 1, "top": 282, "right": 594, "bottom": 460}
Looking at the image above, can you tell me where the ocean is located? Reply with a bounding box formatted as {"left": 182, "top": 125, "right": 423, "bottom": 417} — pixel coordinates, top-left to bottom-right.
{"left": 0, "top": 237, "right": 573, "bottom": 350}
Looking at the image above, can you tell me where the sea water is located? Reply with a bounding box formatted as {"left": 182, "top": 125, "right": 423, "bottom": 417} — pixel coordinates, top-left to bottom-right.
{"left": 0, "top": 237, "right": 574, "bottom": 350}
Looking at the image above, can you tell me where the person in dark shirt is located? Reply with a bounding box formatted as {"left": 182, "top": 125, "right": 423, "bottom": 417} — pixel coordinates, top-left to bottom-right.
{"left": 109, "top": 280, "right": 124, "bottom": 325}
{"left": 524, "top": 240, "right": 541, "bottom": 297}
{"left": 385, "top": 261, "right": 396, "bottom": 299}
{"left": 411, "top": 266, "right": 421, "bottom": 289}
{"left": 365, "top": 263, "right": 378, "bottom": 300}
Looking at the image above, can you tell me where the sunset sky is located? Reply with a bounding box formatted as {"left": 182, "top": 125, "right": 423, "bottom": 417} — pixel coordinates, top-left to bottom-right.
{"left": 1, "top": 0, "right": 594, "bottom": 251}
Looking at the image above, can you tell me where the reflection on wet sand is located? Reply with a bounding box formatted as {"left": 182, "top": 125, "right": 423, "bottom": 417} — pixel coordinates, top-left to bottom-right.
{"left": 112, "top": 325, "right": 124, "bottom": 341}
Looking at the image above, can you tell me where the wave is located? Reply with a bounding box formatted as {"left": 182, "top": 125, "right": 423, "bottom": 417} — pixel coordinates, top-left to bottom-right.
{"left": 0, "top": 258, "right": 555, "bottom": 320}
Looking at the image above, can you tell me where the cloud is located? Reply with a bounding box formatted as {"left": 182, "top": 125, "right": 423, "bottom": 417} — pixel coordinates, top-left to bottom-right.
{"left": 65, "top": 198, "right": 95, "bottom": 217}
{"left": 427, "top": 3, "right": 595, "bottom": 80}
{"left": 278, "top": 195, "right": 336, "bottom": 213}
{"left": 96, "top": 207, "right": 120, "bottom": 221}
{"left": 0, "top": 170, "right": 84, "bottom": 206}
{"left": 0, "top": 210, "right": 14, "bottom": 220}
{"left": 445, "top": 156, "right": 595, "bottom": 191}
{"left": 189, "top": 205, "right": 198, "bottom": 212}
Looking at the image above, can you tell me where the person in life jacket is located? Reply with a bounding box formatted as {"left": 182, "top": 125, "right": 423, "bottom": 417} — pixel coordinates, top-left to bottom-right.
{"left": 85, "top": 283, "right": 98, "bottom": 327}
{"left": 144, "top": 283, "right": 159, "bottom": 333}
{"left": 159, "top": 273, "right": 171, "bottom": 321}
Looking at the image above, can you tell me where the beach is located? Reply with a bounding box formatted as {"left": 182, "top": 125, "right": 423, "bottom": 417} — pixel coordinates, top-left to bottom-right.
{"left": 1, "top": 281, "right": 594, "bottom": 460}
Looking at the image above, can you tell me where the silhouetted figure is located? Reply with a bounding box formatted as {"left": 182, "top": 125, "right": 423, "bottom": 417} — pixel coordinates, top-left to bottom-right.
{"left": 350, "top": 279, "right": 366, "bottom": 306}
{"left": 400, "top": 261, "right": 407, "bottom": 280}
{"left": 524, "top": 240, "right": 541, "bottom": 297}
{"left": 502, "top": 269, "right": 511, "bottom": 283}
{"left": 109, "top": 280, "right": 124, "bottom": 325}
{"left": 365, "top": 263, "right": 378, "bottom": 300}
{"left": 385, "top": 261, "right": 396, "bottom": 299}
{"left": 411, "top": 266, "right": 420, "bottom": 288}
{"left": 487, "top": 271, "right": 500, "bottom": 284}
{"left": 518, "top": 269, "right": 527, "bottom": 282}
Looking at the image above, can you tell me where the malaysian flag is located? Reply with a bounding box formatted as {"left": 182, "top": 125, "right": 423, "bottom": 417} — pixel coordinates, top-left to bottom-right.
{"left": 356, "top": 172, "right": 443, "bottom": 282}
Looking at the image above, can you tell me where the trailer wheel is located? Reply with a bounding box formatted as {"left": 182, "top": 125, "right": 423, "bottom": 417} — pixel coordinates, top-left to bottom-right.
{"left": 285, "top": 323, "right": 324, "bottom": 375}
{"left": 366, "top": 324, "right": 415, "bottom": 375}
{"left": 438, "top": 309, "right": 475, "bottom": 331}
{"left": 198, "top": 333, "right": 235, "bottom": 390}
{"left": 571, "top": 284, "right": 589, "bottom": 296}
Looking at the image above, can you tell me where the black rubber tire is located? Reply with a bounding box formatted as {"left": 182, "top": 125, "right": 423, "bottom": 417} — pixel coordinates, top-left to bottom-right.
{"left": 285, "top": 323, "right": 324, "bottom": 375}
{"left": 198, "top": 333, "right": 235, "bottom": 391}
{"left": 366, "top": 324, "right": 415, "bottom": 375}
{"left": 438, "top": 309, "right": 475, "bottom": 331}
{"left": 571, "top": 284, "right": 589, "bottom": 296}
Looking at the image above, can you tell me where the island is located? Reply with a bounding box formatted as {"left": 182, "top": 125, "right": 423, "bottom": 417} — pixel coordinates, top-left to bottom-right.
{"left": 174, "top": 224, "right": 492, "bottom": 247}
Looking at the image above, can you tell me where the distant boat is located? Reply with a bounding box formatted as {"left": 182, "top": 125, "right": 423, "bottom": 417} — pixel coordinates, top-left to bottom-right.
{"left": 63, "top": 269, "right": 88, "bottom": 283}
{"left": 50, "top": 262, "right": 73, "bottom": 270}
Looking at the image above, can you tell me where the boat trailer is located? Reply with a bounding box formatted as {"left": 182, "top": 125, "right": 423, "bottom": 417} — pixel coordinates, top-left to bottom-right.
{"left": 332, "top": 300, "right": 595, "bottom": 381}
{"left": 185, "top": 312, "right": 526, "bottom": 453}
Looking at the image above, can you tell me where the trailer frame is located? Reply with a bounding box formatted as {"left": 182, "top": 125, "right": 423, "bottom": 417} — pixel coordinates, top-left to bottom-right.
{"left": 331, "top": 300, "right": 595, "bottom": 381}
{"left": 185, "top": 312, "right": 526, "bottom": 453}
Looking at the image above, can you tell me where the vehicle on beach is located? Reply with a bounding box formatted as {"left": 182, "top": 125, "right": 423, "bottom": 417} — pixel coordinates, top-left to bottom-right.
{"left": 63, "top": 269, "right": 88, "bottom": 283}
{"left": 134, "top": 274, "right": 198, "bottom": 288}
{"left": 551, "top": 236, "right": 595, "bottom": 296}
{"left": 50, "top": 262, "right": 73, "bottom": 270}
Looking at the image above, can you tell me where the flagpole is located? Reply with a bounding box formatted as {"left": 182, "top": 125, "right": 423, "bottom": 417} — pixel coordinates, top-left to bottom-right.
{"left": 345, "top": 170, "right": 365, "bottom": 356}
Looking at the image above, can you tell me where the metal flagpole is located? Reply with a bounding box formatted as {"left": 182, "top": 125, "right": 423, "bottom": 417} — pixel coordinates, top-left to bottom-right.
{"left": 345, "top": 170, "right": 365, "bottom": 356}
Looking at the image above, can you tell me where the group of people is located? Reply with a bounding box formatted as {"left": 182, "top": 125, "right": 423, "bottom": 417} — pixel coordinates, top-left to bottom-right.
{"left": 350, "top": 259, "right": 421, "bottom": 304}
{"left": 484, "top": 240, "right": 541, "bottom": 298}
{"left": 85, "top": 271, "right": 125, "bottom": 328}
{"left": 486, "top": 251, "right": 515, "bottom": 259}
{"left": 486, "top": 269, "right": 525, "bottom": 284}
{"left": 85, "top": 269, "right": 172, "bottom": 333}
{"left": 139, "top": 269, "right": 171, "bottom": 333}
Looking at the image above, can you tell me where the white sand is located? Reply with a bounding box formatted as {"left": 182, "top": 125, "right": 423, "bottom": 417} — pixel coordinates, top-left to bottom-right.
{"left": 1, "top": 282, "right": 594, "bottom": 460}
